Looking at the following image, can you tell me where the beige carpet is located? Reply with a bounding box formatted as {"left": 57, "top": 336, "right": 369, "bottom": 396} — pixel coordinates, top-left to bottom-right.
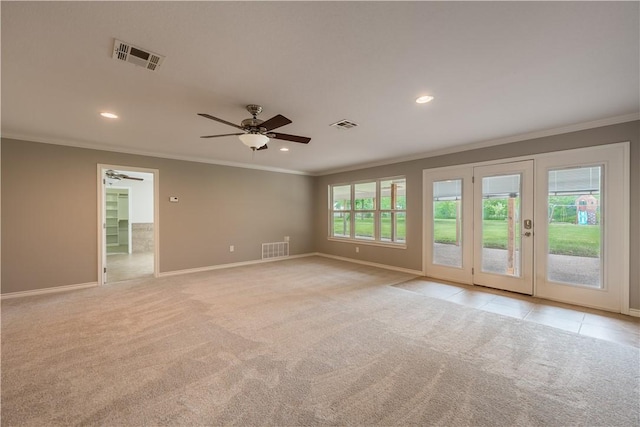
{"left": 2, "top": 256, "right": 638, "bottom": 426}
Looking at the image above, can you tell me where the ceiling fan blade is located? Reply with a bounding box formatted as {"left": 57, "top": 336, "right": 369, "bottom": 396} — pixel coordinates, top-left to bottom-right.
{"left": 200, "top": 133, "right": 244, "bottom": 139}
{"left": 259, "top": 114, "right": 292, "bottom": 131}
{"left": 197, "top": 113, "right": 244, "bottom": 131}
{"left": 122, "top": 176, "right": 144, "bottom": 181}
{"left": 256, "top": 144, "right": 269, "bottom": 151}
{"left": 270, "top": 132, "right": 311, "bottom": 144}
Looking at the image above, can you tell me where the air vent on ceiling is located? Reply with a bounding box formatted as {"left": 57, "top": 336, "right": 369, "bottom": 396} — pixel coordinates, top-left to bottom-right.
{"left": 112, "top": 39, "right": 165, "bottom": 71}
{"left": 330, "top": 119, "right": 359, "bottom": 130}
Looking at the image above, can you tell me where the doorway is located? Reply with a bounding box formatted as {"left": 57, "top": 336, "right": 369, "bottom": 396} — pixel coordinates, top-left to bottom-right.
{"left": 423, "top": 143, "right": 629, "bottom": 313}
{"left": 98, "top": 165, "right": 159, "bottom": 284}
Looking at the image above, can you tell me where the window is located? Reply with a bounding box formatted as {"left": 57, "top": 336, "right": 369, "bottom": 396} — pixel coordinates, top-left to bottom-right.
{"left": 329, "top": 177, "right": 406, "bottom": 245}
{"left": 432, "top": 179, "right": 463, "bottom": 267}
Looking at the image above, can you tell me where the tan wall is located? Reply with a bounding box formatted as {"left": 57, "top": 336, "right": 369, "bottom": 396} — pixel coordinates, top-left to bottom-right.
{"left": 314, "top": 121, "right": 640, "bottom": 310}
{"left": 2, "top": 121, "right": 639, "bottom": 309}
{"left": 1, "top": 138, "right": 315, "bottom": 294}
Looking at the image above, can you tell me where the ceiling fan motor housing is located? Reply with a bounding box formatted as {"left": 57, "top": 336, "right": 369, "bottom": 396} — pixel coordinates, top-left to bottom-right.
{"left": 241, "top": 117, "right": 264, "bottom": 131}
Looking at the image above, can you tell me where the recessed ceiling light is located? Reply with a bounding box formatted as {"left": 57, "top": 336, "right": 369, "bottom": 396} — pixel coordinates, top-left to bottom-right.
{"left": 415, "top": 95, "right": 434, "bottom": 104}
{"left": 100, "top": 112, "right": 118, "bottom": 119}
{"left": 280, "top": 147, "right": 289, "bottom": 152}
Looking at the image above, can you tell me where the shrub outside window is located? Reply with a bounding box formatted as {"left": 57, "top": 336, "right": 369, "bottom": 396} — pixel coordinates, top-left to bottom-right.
{"left": 329, "top": 177, "right": 406, "bottom": 245}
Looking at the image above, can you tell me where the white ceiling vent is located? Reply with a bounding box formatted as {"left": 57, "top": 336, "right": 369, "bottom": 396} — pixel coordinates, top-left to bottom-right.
{"left": 112, "top": 39, "right": 165, "bottom": 71}
{"left": 330, "top": 119, "right": 359, "bottom": 130}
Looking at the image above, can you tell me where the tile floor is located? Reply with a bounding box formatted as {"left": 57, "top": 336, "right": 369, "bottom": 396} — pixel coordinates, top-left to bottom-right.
{"left": 106, "top": 252, "right": 154, "bottom": 283}
{"left": 397, "top": 279, "right": 640, "bottom": 348}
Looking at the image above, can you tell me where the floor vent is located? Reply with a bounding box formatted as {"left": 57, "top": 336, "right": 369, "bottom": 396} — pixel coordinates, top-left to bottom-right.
{"left": 262, "top": 242, "right": 289, "bottom": 260}
{"left": 330, "top": 119, "right": 359, "bottom": 130}
{"left": 112, "top": 39, "right": 165, "bottom": 72}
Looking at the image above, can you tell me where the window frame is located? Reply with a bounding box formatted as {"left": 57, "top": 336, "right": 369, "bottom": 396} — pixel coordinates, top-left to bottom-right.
{"left": 329, "top": 176, "right": 406, "bottom": 248}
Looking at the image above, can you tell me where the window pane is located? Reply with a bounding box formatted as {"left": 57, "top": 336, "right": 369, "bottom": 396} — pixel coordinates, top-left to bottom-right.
{"left": 332, "top": 212, "right": 351, "bottom": 238}
{"left": 380, "top": 211, "right": 406, "bottom": 243}
{"left": 381, "top": 179, "right": 406, "bottom": 209}
{"left": 481, "top": 174, "right": 521, "bottom": 277}
{"left": 547, "top": 166, "right": 602, "bottom": 287}
{"left": 332, "top": 185, "right": 351, "bottom": 210}
{"left": 354, "top": 182, "right": 376, "bottom": 210}
{"left": 354, "top": 212, "right": 375, "bottom": 240}
{"left": 432, "top": 180, "right": 462, "bottom": 267}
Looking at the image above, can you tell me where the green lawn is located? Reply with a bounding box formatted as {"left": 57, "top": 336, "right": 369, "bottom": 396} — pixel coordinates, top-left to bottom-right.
{"left": 434, "top": 219, "right": 600, "bottom": 257}
{"left": 334, "top": 217, "right": 600, "bottom": 258}
{"left": 332, "top": 217, "right": 406, "bottom": 240}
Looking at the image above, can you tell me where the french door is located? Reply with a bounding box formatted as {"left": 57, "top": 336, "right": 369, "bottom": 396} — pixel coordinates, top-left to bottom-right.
{"left": 473, "top": 161, "right": 534, "bottom": 294}
{"left": 534, "top": 144, "right": 628, "bottom": 311}
{"left": 423, "top": 143, "right": 629, "bottom": 312}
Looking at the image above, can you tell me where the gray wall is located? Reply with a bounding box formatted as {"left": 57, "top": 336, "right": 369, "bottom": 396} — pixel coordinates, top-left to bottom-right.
{"left": 314, "top": 121, "right": 640, "bottom": 310}
{"left": 1, "top": 138, "right": 315, "bottom": 294}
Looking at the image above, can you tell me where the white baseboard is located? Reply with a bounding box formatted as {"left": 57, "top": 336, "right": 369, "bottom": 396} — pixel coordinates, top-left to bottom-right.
{"left": 1, "top": 282, "right": 98, "bottom": 300}
{"left": 158, "top": 253, "right": 316, "bottom": 278}
{"left": 629, "top": 308, "right": 640, "bottom": 318}
{"left": 315, "top": 253, "right": 423, "bottom": 276}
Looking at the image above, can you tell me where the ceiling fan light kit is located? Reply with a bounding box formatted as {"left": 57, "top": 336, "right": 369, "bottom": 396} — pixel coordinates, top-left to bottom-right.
{"left": 239, "top": 133, "right": 269, "bottom": 149}
{"left": 199, "top": 104, "right": 311, "bottom": 151}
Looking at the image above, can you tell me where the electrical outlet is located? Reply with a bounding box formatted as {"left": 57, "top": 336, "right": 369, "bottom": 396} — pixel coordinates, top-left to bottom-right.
{"left": 229, "top": 245, "right": 234, "bottom": 252}
{"left": 355, "top": 247, "right": 359, "bottom": 253}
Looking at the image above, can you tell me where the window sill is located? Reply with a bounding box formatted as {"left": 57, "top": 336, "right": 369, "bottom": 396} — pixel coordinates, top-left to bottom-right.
{"left": 327, "top": 237, "right": 407, "bottom": 250}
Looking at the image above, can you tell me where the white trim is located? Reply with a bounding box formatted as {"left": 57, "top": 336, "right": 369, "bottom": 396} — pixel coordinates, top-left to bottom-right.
{"left": 422, "top": 166, "right": 474, "bottom": 284}
{"left": 621, "top": 142, "right": 631, "bottom": 315}
{"left": 326, "top": 238, "right": 406, "bottom": 250}
{"left": 158, "top": 253, "right": 316, "bottom": 278}
{"left": 473, "top": 160, "right": 535, "bottom": 295}
{"left": 629, "top": 309, "right": 640, "bottom": 318}
{"left": 535, "top": 142, "right": 629, "bottom": 313}
{"left": 420, "top": 142, "right": 630, "bottom": 314}
{"left": 317, "top": 113, "right": 639, "bottom": 175}
{"left": 3, "top": 134, "right": 310, "bottom": 176}
{"left": 316, "top": 253, "right": 423, "bottom": 276}
{"left": 5, "top": 115, "right": 635, "bottom": 178}
{"left": 1, "top": 282, "right": 98, "bottom": 300}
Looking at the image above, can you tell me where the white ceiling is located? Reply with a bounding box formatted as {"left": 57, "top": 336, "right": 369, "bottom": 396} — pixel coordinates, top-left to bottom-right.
{"left": 2, "top": 2, "right": 638, "bottom": 175}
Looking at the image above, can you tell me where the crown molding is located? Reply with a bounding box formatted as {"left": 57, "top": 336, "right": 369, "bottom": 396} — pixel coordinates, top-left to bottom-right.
{"left": 314, "top": 113, "right": 640, "bottom": 176}
{"left": 0, "top": 132, "right": 311, "bottom": 176}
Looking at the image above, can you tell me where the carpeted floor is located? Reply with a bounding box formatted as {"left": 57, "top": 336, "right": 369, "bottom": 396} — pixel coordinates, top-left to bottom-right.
{"left": 2, "top": 256, "right": 638, "bottom": 426}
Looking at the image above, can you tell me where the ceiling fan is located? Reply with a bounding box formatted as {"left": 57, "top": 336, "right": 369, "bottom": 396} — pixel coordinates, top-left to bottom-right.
{"left": 105, "top": 169, "right": 144, "bottom": 181}
{"left": 198, "top": 104, "right": 311, "bottom": 151}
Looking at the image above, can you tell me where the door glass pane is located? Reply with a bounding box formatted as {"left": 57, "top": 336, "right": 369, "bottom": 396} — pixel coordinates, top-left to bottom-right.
{"left": 481, "top": 174, "right": 521, "bottom": 276}
{"left": 547, "top": 166, "right": 602, "bottom": 287}
{"left": 433, "top": 180, "right": 462, "bottom": 267}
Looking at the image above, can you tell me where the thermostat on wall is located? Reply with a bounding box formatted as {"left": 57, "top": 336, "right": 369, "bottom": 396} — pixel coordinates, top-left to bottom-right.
{"left": 169, "top": 196, "right": 179, "bottom": 203}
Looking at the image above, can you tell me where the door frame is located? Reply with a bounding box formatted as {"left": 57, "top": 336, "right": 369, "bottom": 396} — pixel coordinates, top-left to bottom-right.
{"left": 533, "top": 142, "right": 630, "bottom": 313}
{"left": 422, "top": 166, "right": 473, "bottom": 284}
{"left": 97, "top": 164, "right": 160, "bottom": 285}
{"left": 473, "top": 160, "right": 534, "bottom": 295}
{"left": 422, "top": 142, "right": 630, "bottom": 314}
